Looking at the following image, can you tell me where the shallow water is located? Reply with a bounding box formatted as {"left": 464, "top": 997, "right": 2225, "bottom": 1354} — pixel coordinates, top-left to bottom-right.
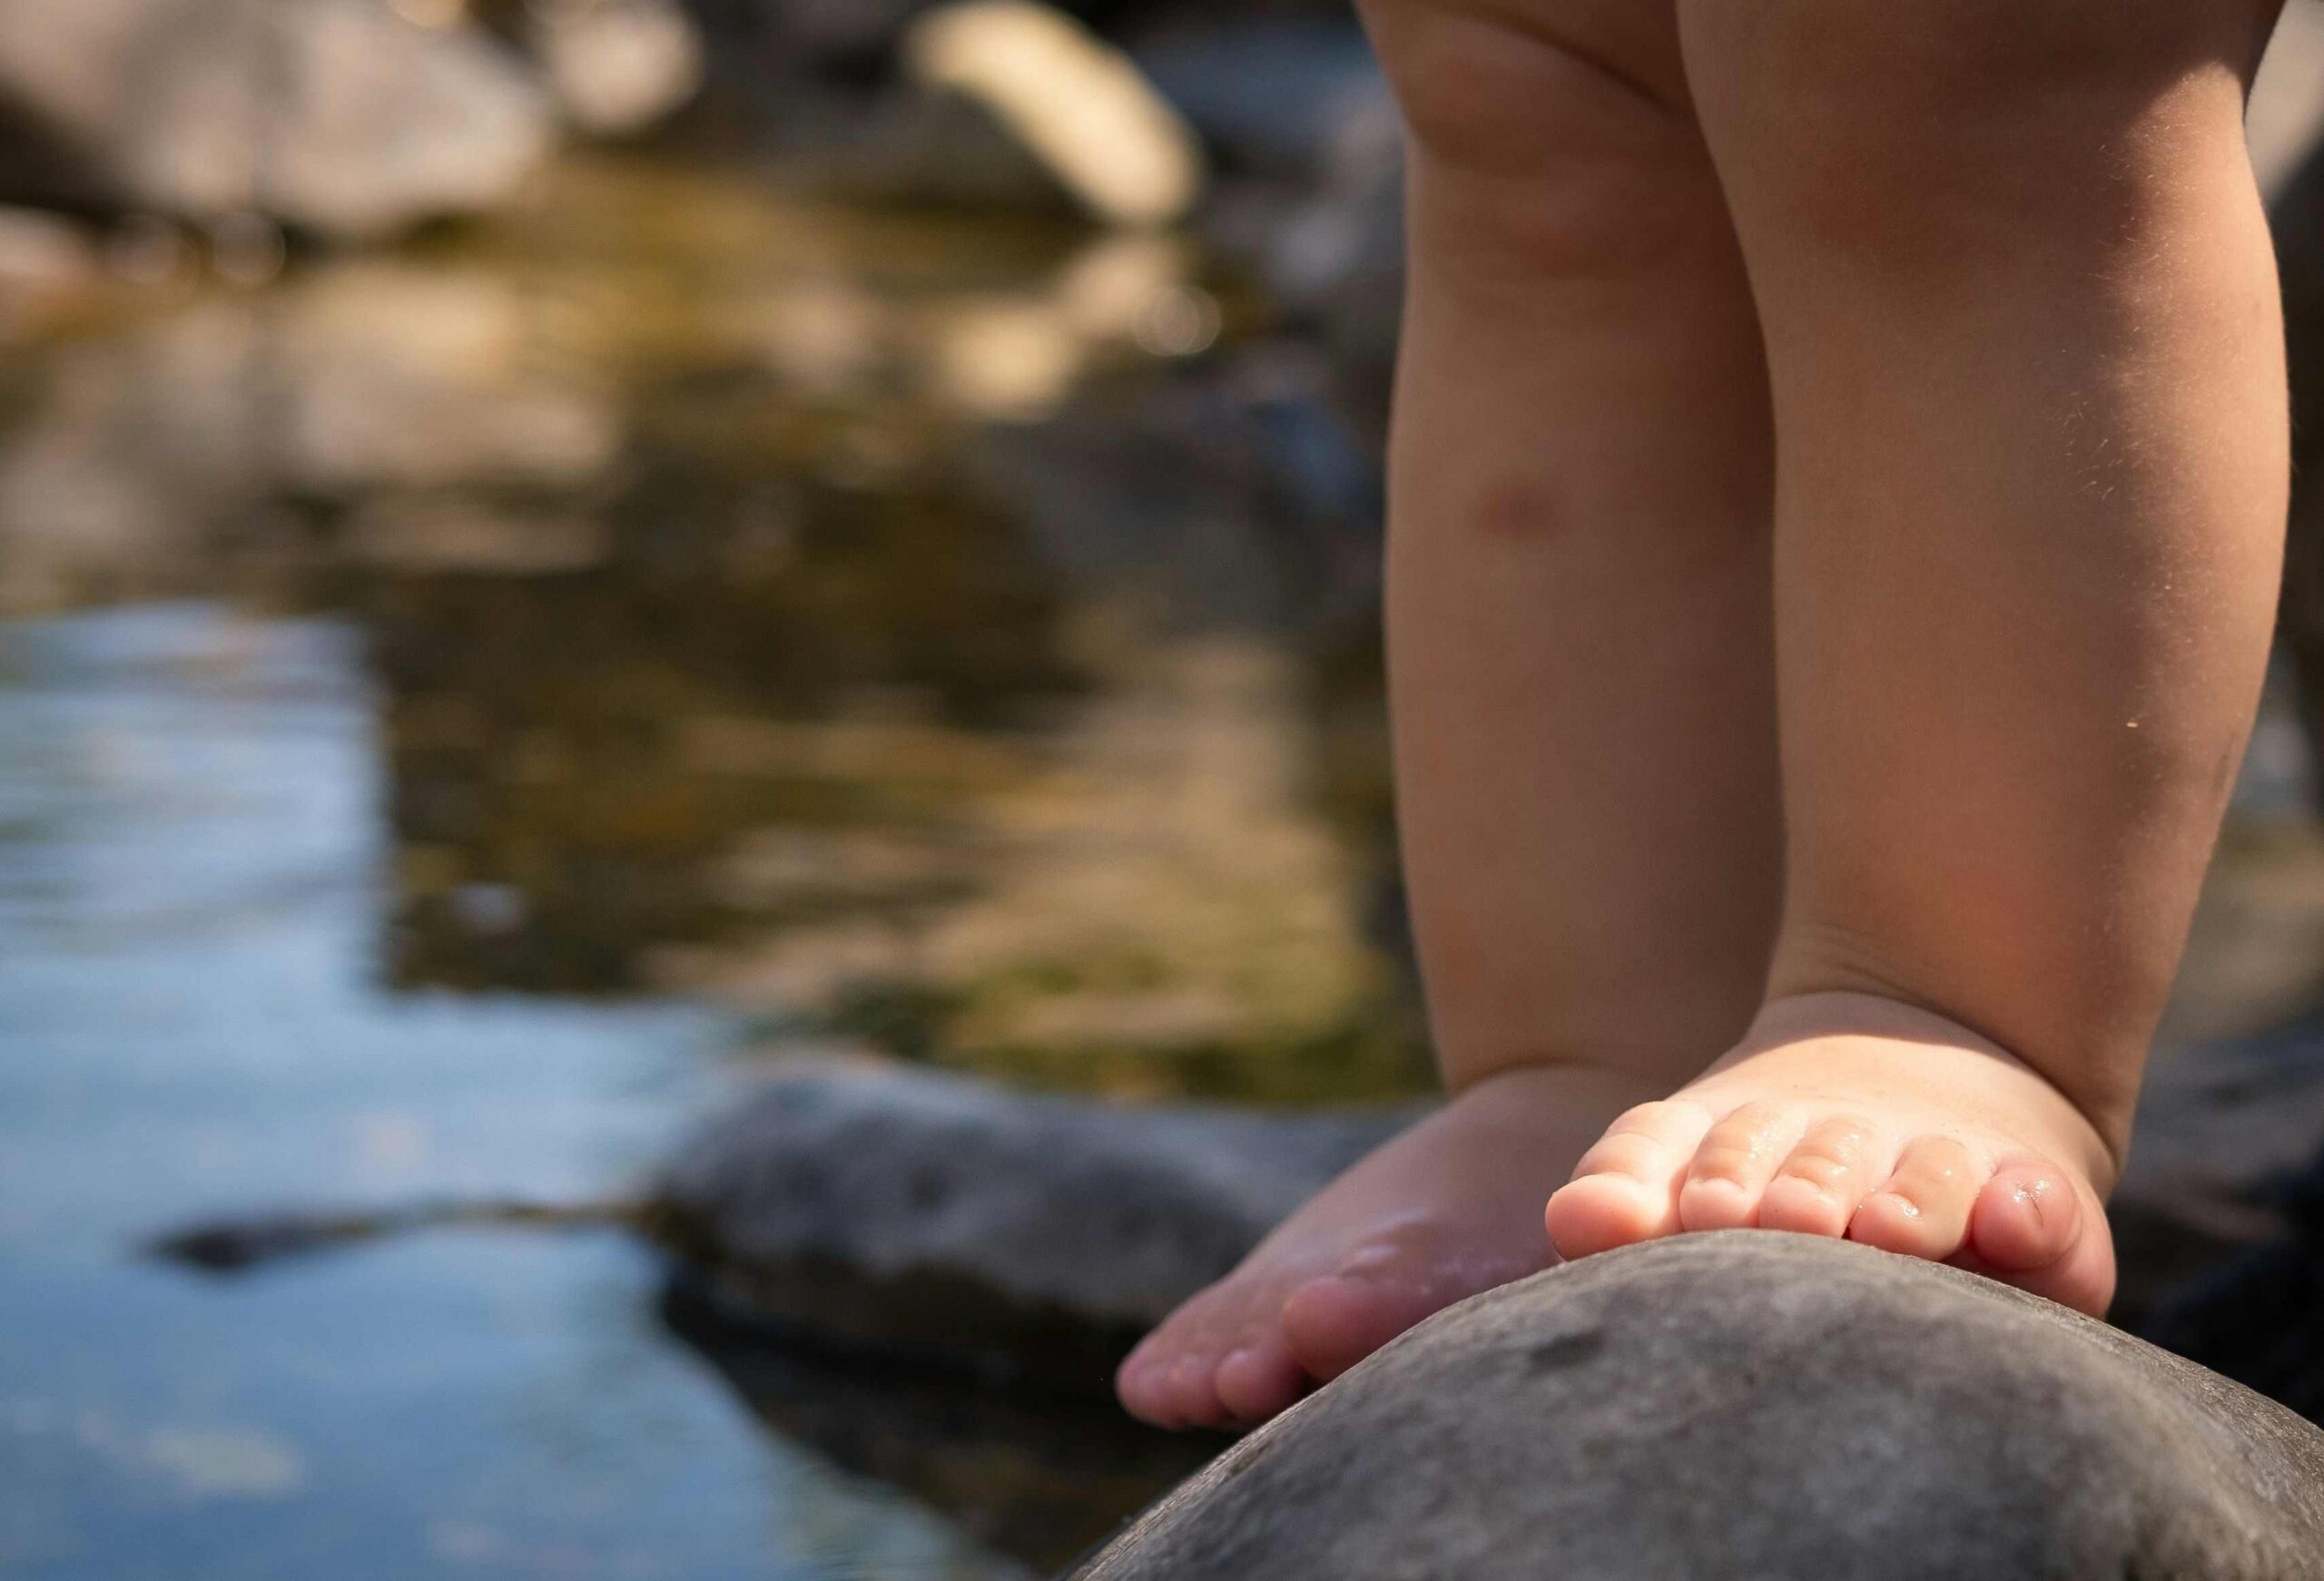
{"left": 0, "top": 604, "right": 1043, "bottom": 1579}
{"left": 0, "top": 155, "right": 1413, "bottom": 1578}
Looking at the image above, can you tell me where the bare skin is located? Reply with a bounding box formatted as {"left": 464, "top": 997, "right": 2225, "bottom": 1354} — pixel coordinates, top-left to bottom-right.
{"left": 1122, "top": 0, "right": 2290, "bottom": 1428}
{"left": 1551, "top": 0, "right": 2287, "bottom": 1317}
{"left": 1549, "top": 995, "right": 2120, "bottom": 1312}
{"left": 1124, "top": 1, "right": 1786, "bottom": 1429}
{"left": 1118, "top": 1063, "right": 1666, "bottom": 1427}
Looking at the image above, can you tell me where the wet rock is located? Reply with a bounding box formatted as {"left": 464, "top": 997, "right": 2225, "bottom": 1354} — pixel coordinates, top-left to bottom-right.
{"left": 1078, "top": 1234, "right": 2324, "bottom": 1581}
{"left": 647, "top": 1064, "right": 1408, "bottom": 1390}
{"left": 0, "top": 0, "right": 554, "bottom": 240}
{"left": 901, "top": 1, "right": 1205, "bottom": 227}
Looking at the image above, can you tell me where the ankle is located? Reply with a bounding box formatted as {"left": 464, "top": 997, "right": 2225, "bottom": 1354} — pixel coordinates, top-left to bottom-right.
{"left": 1440, "top": 1050, "right": 1704, "bottom": 1111}
{"left": 1433, "top": 977, "right": 1768, "bottom": 1100}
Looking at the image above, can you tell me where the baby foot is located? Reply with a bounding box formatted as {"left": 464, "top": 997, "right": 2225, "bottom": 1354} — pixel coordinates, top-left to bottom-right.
{"left": 1545, "top": 993, "right": 2120, "bottom": 1314}
{"left": 1117, "top": 1063, "right": 1659, "bottom": 1429}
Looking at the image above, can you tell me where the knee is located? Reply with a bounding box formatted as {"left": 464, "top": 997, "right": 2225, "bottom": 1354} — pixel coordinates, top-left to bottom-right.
{"left": 1676, "top": 0, "right": 2277, "bottom": 261}
{"left": 1358, "top": 0, "right": 1728, "bottom": 276}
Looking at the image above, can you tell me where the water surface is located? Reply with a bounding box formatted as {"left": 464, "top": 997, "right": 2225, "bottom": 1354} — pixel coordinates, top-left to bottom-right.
{"left": 0, "top": 154, "right": 1413, "bottom": 1578}
{"left": 0, "top": 604, "right": 1034, "bottom": 1580}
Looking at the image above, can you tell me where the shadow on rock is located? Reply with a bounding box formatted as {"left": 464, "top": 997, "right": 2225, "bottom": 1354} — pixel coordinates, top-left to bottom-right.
{"left": 660, "top": 1276, "right": 1217, "bottom": 1575}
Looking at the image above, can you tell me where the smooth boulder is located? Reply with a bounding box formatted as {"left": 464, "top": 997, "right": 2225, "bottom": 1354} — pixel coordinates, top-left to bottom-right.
{"left": 1078, "top": 1233, "right": 2324, "bottom": 1581}
{"left": 648, "top": 1064, "right": 1407, "bottom": 1388}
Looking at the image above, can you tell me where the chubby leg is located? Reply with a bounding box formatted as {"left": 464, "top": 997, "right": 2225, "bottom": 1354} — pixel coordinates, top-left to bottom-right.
{"left": 1119, "top": 0, "right": 1786, "bottom": 1429}
{"left": 1550, "top": 0, "right": 2290, "bottom": 1312}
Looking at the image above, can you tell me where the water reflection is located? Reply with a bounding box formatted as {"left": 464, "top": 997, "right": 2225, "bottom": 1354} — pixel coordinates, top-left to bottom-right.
{"left": 0, "top": 604, "right": 1036, "bottom": 1580}
{"left": 664, "top": 1286, "right": 1219, "bottom": 1574}
{"left": 0, "top": 152, "right": 1413, "bottom": 1578}
{"left": 0, "top": 152, "right": 1419, "bottom": 1105}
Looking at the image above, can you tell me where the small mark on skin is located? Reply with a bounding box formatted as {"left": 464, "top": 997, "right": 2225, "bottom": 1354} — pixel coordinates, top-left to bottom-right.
{"left": 1472, "top": 480, "right": 1572, "bottom": 543}
{"left": 1527, "top": 1331, "right": 1608, "bottom": 1372}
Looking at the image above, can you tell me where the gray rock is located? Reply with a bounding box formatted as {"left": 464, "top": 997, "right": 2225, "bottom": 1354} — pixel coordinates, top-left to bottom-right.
{"left": 901, "top": 1, "right": 1206, "bottom": 228}
{"left": 516, "top": 0, "right": 704, "bottom": 136}
{"left": 1078, "top": 1233, "right": 2324, "bottom": 1581}
{"left": 2114, "top": 1018, "right": 2324, "bottom": 1323}
{"left": 0, "top": 0, "right": 554, "bottom": 240}
{"left": 647, "top": 1064, "right": 1407, "bottom": 1389}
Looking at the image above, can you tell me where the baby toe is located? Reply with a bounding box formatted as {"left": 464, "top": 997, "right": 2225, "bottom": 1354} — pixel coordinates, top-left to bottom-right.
{"left": 1849, "top": 1135, "right": 1980, "bottom": 1262}
{"left": 1164, "top": 1353, "right": 1229, "bottom": 1429}
{"left": 1968, "top": 1162, "right": 2114, "bottom": 1315}
{"left": 1679, "top": 1102, "right": 1806, "bottom": 1232}
{"left": 1968, "top": 1163, "right": 2082, "bottom": 1272}
{"left": 1213, "top": 1332, "right": 1306, "bottom": 1423}
{"left": 1118, "top": 1281, "right": 1255, "bottom": 1429}
{"left": 1546, "top": 1100, "right": 1715, "bottom": 1260}
{"left": 1758, "top": 1116, "right": 1886, "bottom": 1238}
{"left": 1280, "top": 1269, "right": 1429, "bottom": 1383}
{"left": 1117, "top": 1339, "right": 1185, "bottom": 1428}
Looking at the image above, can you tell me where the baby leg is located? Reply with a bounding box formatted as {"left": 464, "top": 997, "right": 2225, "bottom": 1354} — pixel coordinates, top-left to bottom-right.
{"left": 1119, "top": 0, "right": 1786, "bottom": 1429}
{"left": 1551, "top": 0, "right": 2291, "bottom": 1313}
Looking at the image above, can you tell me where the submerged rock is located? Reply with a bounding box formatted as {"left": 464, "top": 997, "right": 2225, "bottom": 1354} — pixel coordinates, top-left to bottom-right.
{"left": 647, "top": 1064, "right": 1407, "bottom": 1390}
{"left": 1078, "top": 1234, "right": 2324, "bottom": 1581}
{"left": 0, "top": 0, "right": 554, "bottom": 239}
